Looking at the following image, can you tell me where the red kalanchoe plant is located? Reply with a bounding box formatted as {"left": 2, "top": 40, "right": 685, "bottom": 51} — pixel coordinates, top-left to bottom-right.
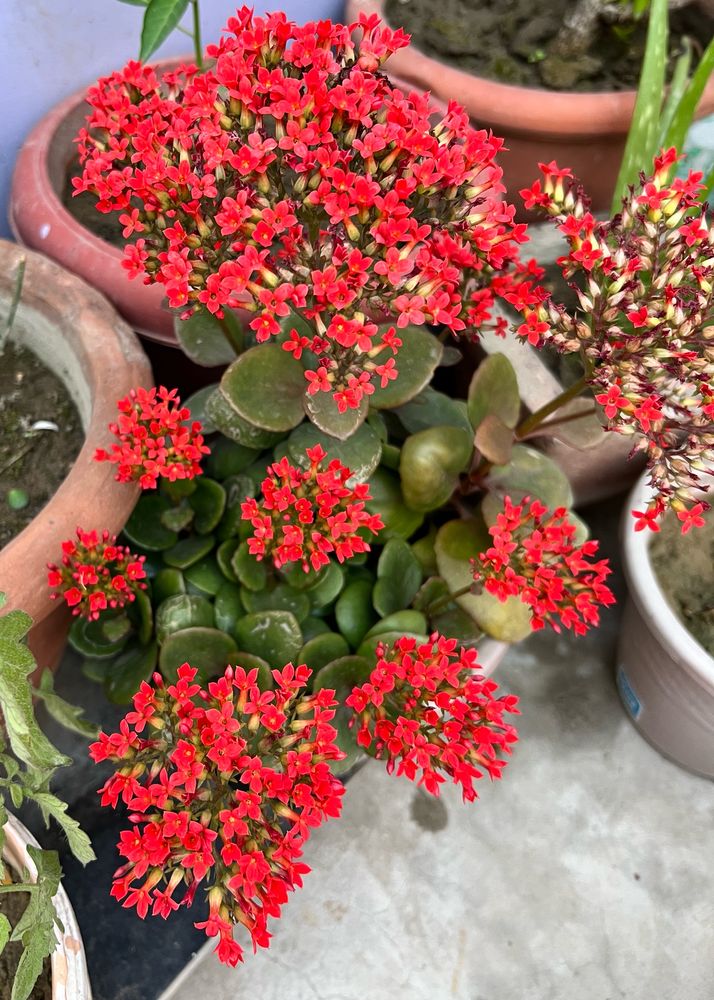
{"left": 241, "top": 445, "right": 383, "bottom": 572}
{"left": 75, "top": 8, "right": 526, "bottom": 409}
{"left": 47, "top": 528, "right": 146, "bottom": 620}
{"left": 90, "top": 662, "right": 344, "bottom": 967}
{"left": 505, "top": 150, "right": 714, "bottom": 531}
{"left": 346, "top": 633, "right": 519, "bottom": 800}
{"left": 472, "top": 497, "right": 615, "bottom": 635}
{"left": 94, "top": 386, "right": 209, "bottom": 489}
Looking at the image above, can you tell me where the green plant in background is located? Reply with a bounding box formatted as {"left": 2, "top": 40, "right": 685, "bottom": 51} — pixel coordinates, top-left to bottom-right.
{"left": 116, "top": 0, "right": 203, "bottom": 66}
{"left": 0, "top": 595, "right": 95, "bottom": 1000}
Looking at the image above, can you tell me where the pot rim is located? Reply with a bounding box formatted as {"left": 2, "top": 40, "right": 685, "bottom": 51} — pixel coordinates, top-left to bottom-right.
{"left": 621, "top": 473, "right": 714, "bottom": 690}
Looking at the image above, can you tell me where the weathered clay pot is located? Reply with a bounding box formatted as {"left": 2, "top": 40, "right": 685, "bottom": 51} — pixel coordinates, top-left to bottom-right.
{"left": 617, "top": 475, "right": 714, "bottom": 778}
{"left": 346, "top": 0, "right": 714, "bottom": 216}
{"left": 0, "top": 240, "right": 152, "bottom": 670}
{"left": 3, "top": 813, "right": 92, "bottom": 999}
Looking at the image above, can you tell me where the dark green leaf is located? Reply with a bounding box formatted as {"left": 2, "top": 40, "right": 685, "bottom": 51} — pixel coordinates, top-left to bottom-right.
{"left": 663, "top": 35, "right": 714, "bottom": 156}
{"left": 152, "top": 567, "right": 186, "bottom": 605}
{"left": 234, "top": 611, "right": 303, "bottom": 666}
{"left": 486, "top": 444, "right": 573, "bottom": 510}
{"left": 305, "top": 563, "right": 345, "bottom": 612}
{"left": 204, "top": 437, "right": 260, "bottom": 480}
{"left": 232, "top": 541, "right": 268, "bottom": 591}
{"left": 182, "top": 384, "right": 219, "bottom": 434}
{"left": 105, "top": 641, "right": 158, "bottom": 703}
{"left": 299, "top": 632, "right": 350, "bottom": 671}
{"left": 366, "top": 468, "right": 424, "bottom": 541}
{"left": 163, "top": 534, "right": 215, "bottom": 569}
{"left": 396, "top": 386, "right": 472, "bottom": 435}
{"left": 242, "top": 583, "right": 311, "bottom": 623}
{"left": 214, "top": 582, "right": 244, "bottom": 635}
{"left": 216, "top": 539, "right": 240, "bottom": 582}
{"left": 233, "top": 652, "right": 273, "bottom": 690}
{"left": 372, "top": 538, "right": 423, "bottom": 616}
{"left": 364, "top": 610, "right": 427, "bottom": 639}
{"left": 156, "top": 595, "right": 215, "bottom": 643}
{"left": 221, "top": 345, "right": 306, "bottom": 431}
{"left": 369, "top": 326, "right": 443, "bottom": 408}
{"left": 205, "top": 389, "right": 285, "bottom": 449}
{"left": 139, "top": 0, "right": 189, "bottom": 62}
{"left": 399, "top": 426, "right": 473, "bottom": 512}
{"left": 335, "top": 579, "right": 378, "bottom": 648}
{"left": 474, "top": 414, "right": 514, "bottom": 465}
{"left": 174, "top": 309, "right": 241, "bottom": 367}
{"left": 287, "top": 421, "right": 382, "bottom": 484}
{"left": 189, "top": 478, "right": 227, "bottom": 534}
{"left": 357, "top": 630, "right": 429, "bottom": 663}
{"left": 184, "top": 556, "right": 225, "bottom": 596}
{"left": 69, "top": 616, "right": 131, "bottom": 659}
{"left": 159, "top": 627, "right": 238, "bottom": 684}
{"left": 304, "top": 392, "right": 367, "bottom": 439}
{"left": 123, "top": 495, "right": 178, "bottom": 551}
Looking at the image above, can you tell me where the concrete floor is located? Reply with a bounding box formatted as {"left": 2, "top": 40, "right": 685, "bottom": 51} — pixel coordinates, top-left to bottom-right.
{"left": 160, "top": 611, "right": 714, "bottom": 1000}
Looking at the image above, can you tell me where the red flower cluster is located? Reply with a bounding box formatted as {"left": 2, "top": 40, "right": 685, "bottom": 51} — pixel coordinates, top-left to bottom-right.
{"left": 76, "top": 9, "right": 525, "bottom": 409}
{"left": 345, "top": 633, "right": 519, "bottom": 800}
{"left": 90, "top": 662, "right": 344, "bottom": 967}
{"left": 506, "top": 151, "right": 714, "bottom": 531}
{"left": 47, "top": 528, "right": 146, "bottom": 620}
{"left": 241, "top": 445, "right": 383, "bottom": 572}
{"left": 94, "top": 386, "right": 209, "bottom": 489}
{"left": 472, "top": 496, "right": 615, "bottom": 635}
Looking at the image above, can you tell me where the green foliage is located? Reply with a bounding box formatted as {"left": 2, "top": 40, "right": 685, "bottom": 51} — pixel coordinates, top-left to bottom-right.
{"left": 174, "top": 309, "right": 243, "bottom": 367}
{"left": 0, "top": 596, "right": 95, "bottom": 1000}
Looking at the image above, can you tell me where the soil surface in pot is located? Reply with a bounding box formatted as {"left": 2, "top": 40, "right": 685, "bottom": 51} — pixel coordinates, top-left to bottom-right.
{"left": 0, "top": 343, "right": 83, "bottom": 548}
{"left": 385, "top": 0, "right": 712, "bottom": 91}
{"left": 0, "top": 868, "right": 52, "bottom": 999}
{"left": 650, "top": 508, "right": 714, "bottom": 656}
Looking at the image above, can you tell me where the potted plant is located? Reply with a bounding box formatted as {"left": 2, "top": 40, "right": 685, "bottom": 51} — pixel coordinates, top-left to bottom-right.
{"left": 0, "top": 594, "right": 95, "bottom": 1000}
{"left": 346, "top": 0, "right": 714, "bottom": 216}
{"left": 0, "top": 240, "right": 152, "bottom": 669}
{"left": 617, "top": 476, "right": 714, "bottom": 777}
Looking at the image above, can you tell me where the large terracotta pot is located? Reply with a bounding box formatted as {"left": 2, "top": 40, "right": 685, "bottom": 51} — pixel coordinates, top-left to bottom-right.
{"left": 347, "top": 0, "right": 714, "bottom": 215}
{"left": 0, "top": 240, "right": 152, "bottom": 670}
{"left": 3, "top": 814, "right": 92, "bottom": 999}
{"left": 617, "top": 475, "right": 714, "bottom": 778}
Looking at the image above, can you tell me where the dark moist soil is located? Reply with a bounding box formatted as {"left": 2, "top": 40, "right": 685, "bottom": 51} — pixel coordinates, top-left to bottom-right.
{"left": 385, "top": 0, "right": 713, "bottom": 91}
{"left": 0, "top": 869, "right": 52, "bottom": 1000}
{"left": 650, "top": 507, "right": 714, "bottom": 657}
{"left": 0, "top": 342, "right": 83, "bottom": 549}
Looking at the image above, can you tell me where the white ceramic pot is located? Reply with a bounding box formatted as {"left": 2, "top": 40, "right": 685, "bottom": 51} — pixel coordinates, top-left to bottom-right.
{"left": 617, "top": 475, "right": 714, "bottom": 778}
{"left": 2, "top": 814, "right": 92, "bottom": 999}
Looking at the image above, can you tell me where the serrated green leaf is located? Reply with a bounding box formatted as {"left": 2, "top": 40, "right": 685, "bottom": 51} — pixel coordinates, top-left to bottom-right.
{"left": 33, "top": 671, "right": 98, "bottom": 739}
{"left": 139, "top": 0, "right": 189, "bottom": 61}
{"left": 29, "top": 792, "right": 95, "bottom": 865}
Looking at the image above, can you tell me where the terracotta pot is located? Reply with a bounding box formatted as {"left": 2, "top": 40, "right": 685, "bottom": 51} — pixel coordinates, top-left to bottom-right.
{"left": 616, "top": 475, "right": 714, "bottom": 778}
{"left": 346, "top": 0, "right": 714, "bottom": 216}
{"left": 3, "top": 813, "right": 92, "bottom": 999}
{"left": 0, "top": 240, "right": 152, "bottom": 670}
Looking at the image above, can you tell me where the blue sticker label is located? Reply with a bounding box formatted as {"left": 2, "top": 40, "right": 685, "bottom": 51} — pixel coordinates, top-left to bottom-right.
{"left": 617, "top": 665, "right": 642, "bottom": 720}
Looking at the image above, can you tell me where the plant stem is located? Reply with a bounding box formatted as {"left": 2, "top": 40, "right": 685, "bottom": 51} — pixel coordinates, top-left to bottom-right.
{"left": 191, "top": 1, "right": 203, "bottom": 69}
{"left": 427, "top": 583, "right": 474, "bottom": 616}
{"left": 520, "top": 406, "right": 599, "bottom": 438}
{"left": 217, "top": 312, "right": 243, "bottom": 356}
{"left": 514, "top": 372, "right": 590, "bottom": 440}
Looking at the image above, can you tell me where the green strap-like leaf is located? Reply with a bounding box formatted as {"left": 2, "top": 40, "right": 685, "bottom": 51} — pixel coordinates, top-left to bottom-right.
{"left": 663, "top": 34, "right": 714, "bottom": 155}
{"left": 139, "top": 0, "right": 189, "bottom": 61}
{"left": 656, "top": 39, "right": 692, "bottom": 149}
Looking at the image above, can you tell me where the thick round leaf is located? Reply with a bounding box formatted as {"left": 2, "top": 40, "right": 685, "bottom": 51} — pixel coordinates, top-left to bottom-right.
{"left": 232, "top": 541, "right": 268, "bottom": 591}
{"left": 287, "top": 421, "right": 381, "bottom": 485}
{"left": 242, "top": 583, "right": 311, "bottom": 623}
{"left": 411, "top": 529, "right": 438, "bottom": 576}
{"left": 174, "top": 309, "right": 241, "bottom": 367}
{"left": 105, "top": 641, "right": 158, "bottom": 704}
{"left": 183, "top": 384, "right": 219, "bottom": 434}
{"left": 435, "top": 518, "right": 531, "bottom": 642}
{"left": 372, "top": 538, "right": 423, "bottom": 616}
{"left": 370, "top": 325, "right": 443, "bottom": 408}
{"left": 312, "top": 655, "right": 371, "bottom": 776}
{"left": 216, "top": 539, "right": 240, "bottom": 582}
{"left": 161, "top": 478, "right": 197, "bottom": 501}
{"left": 160, "top": 500, "right": 195, "bottom": 534}
{"left": 335, "top": 579, "right": 378, "bottom": 648}
{"left": 189, "top": 478, "right": 226, "bottom": 534}
{"left": 366, "top": 468, "right": 423, "bottom": 541}
{"left": 487, "top": 444, "right": 573, "bottom": 510}
{"left": 414, "top": 577, "right": 484, "bottom": 648}
{"left": 206, "top": 389, "right": 285, "bottom": 449}
{"left": 474, "top": 414, "right": 514, "bottom": 465}
{"left": 221, "top": 345, "right": 306, "bottom": 431}
{"left": 468, "top": 353, "right": 521, "bottom": 430}
{"left": 205, "top": 437, "right": 260, "bottom": 480}
{"left": 163, "top": 534, "right": 215, "bottom": 569}
{"left": 155, "top": 594, "right": 215, "bottom": 643}
{"left": 306, "top": 563, "right": 345, "bottom": 612}
{"left": 234, "top": 611, "right": 303, "bottom": 667}
{"left": 128, "top": 589, "right": 153, "bottom": 646}
{"left": 396, "top": 387, "right": 472, "bottom": 435}
{"left": 299, "top": 632, "right": 350, "bottom": 671}
{"left": 304, "top": 392, "right": 367, "bottom": 440}
{"left": 301, "top": 616, "right": 332, "bottom": 642}
{"left": 184, "top": 556, "right": 226, "bottom": 596}
{"left": 69, "top": 617, "right": 130, "bottom": 659}
{"left": 159, "top": 627, "right": 238, "bottom": 684}
{"left": 364, "top": 610, "right": 427, "bottom": 640}
{"left": 214, "top": 582, "right": 244, "bottom": 636}
{"left": 151, "top": 568, "right": 186, "bottom": 605}
{"left": 399, "top": 426, "right": 473, "bottom": 512}
{"left": 123, "top": 495, "right": 178, "bottom": 551}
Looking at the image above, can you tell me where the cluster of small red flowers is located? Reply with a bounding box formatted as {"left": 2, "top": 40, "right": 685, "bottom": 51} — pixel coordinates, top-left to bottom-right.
{"left": 75, "top": 9, "right": 525, "bottom": 410}
{"left": 47, "top": 528, "right": 146, "bottom": 620}
{"left": 89, "top": 662, "right": 344, "bottom": 967}
{"left": 472, "top": 496, "right": 615, "bottom": 635}
{"left": 345, "top": 633, "right": 519, "bottom": 800}
{"left": 502, "top": 150, "right": 714, "bottom": 531}
{"left": 94, "top": 386, "right": 209, "bottom": 489}
{"left": 241, "top": 445, "right": 383, "bottom": 572}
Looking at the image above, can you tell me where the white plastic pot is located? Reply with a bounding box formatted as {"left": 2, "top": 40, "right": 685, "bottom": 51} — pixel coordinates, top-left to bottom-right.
{"left": 617, "top": 475, "right": 714, "bottom": 778}
{"left": 2, "top": 814, "right": 92, "bottom": 999}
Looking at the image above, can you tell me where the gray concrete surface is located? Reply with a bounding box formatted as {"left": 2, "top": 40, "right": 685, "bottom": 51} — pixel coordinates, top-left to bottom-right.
{"left": 160, "top": 607, "right": 714, "bottom": 1000}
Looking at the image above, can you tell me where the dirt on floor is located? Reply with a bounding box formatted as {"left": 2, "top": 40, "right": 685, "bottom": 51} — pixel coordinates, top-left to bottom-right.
{"left": 0, "top": 342, "right": 83, "bottom": 549}
{"left": 0, "top": 869, "right": 52, "bottom": 1000}
{"left": 385, "top": 0, "right": 713, "bottom": 91}
{"left": 650, "top": 506, "right": 714, "bottom": 657}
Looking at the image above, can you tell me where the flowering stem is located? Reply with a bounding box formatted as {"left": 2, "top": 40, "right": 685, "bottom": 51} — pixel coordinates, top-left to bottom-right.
{"left": 520, "top": 406, "right": 599, "bottom": 438}
{"left": 191, "top": 1, "right": 203, "bottom": 69}
{"left": 426, "top": 583, "right": 474, "bottom": 616}
{"left": 514, "top": 372, "right": 590, "bottom": 440}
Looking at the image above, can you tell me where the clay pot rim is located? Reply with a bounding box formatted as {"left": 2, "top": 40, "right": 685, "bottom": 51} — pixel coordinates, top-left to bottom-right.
{"left": 3, "top": 814, "right": 91, "bottom": 999}
{"left": 350, "top": 0, "right": 714, "bottom": 136}
{"left": 621, "top": 474, "right": 714, "bottom": 691}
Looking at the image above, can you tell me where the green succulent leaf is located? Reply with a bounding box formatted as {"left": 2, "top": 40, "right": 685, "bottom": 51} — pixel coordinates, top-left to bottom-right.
{"left": 159, "top": 627, "right": 238, "bottom": 684}
{"left": 188, "top": 478, "right": 226, "bottom": 534}
{"left": 8, "top": 847, "right": 62, "bottom": 1000}
{"left": 312, "top": 655, "right": 372, "bottom": 775}
{"left": 242, "top": 583, "right": 311, "bottom": 623}
{"left": 233, "top": 652, "right": 273, "bottom": 690}
{"left": 151, "top": 567, "right": 186, "bottom": 605}
{"left": 204, "top": 437, "right": 260, "bottom": 480}
{"left": 174, "top": 308, "right": 242, "bottom": 367}
{"left": 232, "top": 541, "right": 268, "bottom": 591}
{"left": 369, "top": 325, "right": 443, "bottom": 409}
{"left": 155, "top": 595, "right": 215, "bottom": 643}
{"left": 357, "top": 629, "right": 429, "bottom": 663}
{"left": 160, "top": 500, "right": 195, "bottom": 534}
{"left": 287, "top": 421, "right": 382, "bottom": 484}
{"left": 365, "top": 468, "right": 424, "bottom": 541}
{"left": 214, "top": 582, "right": 244, "bottom": 636}
{"left": 163, "top": 533, "right": 215, "bottom": 569}
{"left": 305, "top": 562, "right": 345, "bottom": 612}
{"left": 399, "top": 426, "right": 473, "bottom": 512}
{"left": 299, "top": 632, "right": 350, "bottom": 671}
{"left": 474, "top": 414, "right": 514, "bottom": 465}
{"left": 300, "top": 616, "right": 332, "bottom": 642}
{"left": 139, "top": 0, "right": 189, "bottom": 61}
{"left": 334, "top": 579, "right": 378, "bottom": 648}
{"left": 182, "top": 384, "right": 219, "bottom": 434}
{"left": 372, "top": 538, "right": 423, "bottom": 616}
{"left": 234, "top": 611, "right": 303, "bottom": 667}
{"left": 395, "top": 386, "right": 472, "bottom": 435}
{"left": 123, "top": 495, "right": 178, "bottom": 551}
{"left": 221, "top": 345, "right": 306, "bottom": 432}
{"left": 414, "top": 577, "right": 484, "bottom": 647}
{"left": 467, "top": 353, "right": 520, "bottom": 431}
{"left": 105, "top": 641, "right": 159, "bottom": 704}
{"left": 364, "top": 610, "right": 427, "bottom": 639}
{"left": 68, "top": 617, "right": 131, "bottom": 659}
{"left": 205, "top": 389, "right": 285, "bottom": 449}
{"left": 304, "top": 392, "right": 368, "bottom": 440}
{"left": 184, "top": 556, "right": 226, "bottom": 596}
{"left": 486, "top": 444, "right": 573, "bottom": 510}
